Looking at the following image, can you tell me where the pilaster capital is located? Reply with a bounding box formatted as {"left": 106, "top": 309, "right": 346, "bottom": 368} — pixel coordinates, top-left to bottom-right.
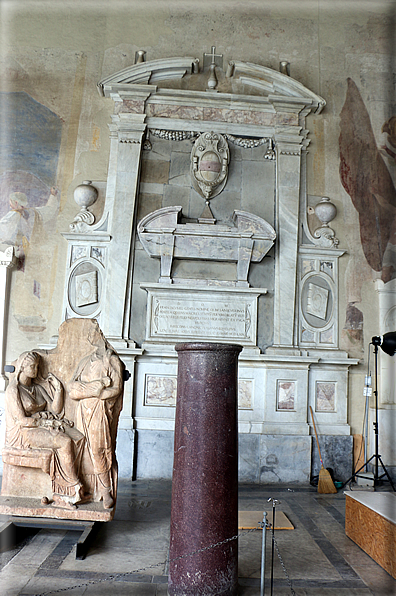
{"left": 109, "top": 113, "right": 147, "bottom": 142}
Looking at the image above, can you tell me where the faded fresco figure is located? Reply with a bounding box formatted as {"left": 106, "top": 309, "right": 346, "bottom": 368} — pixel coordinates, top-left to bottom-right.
{"left": 0, "top": 187, "right": 59, "bottom": 258}
{"left": 68, "top": 334, "right": 124, "bottom": 509}
{"left": 339, "top": 78, "right": 396, "bottom": 284}
{"left": 4, "top": 351, "right": 85, "bottom": 508}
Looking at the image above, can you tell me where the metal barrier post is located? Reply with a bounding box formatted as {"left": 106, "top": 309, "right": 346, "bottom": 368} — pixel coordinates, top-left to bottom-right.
{"left": 260, "top": 511, "right": 267, "bottom": 596}
{"left": 268, "top": 498, "right": 279, "bottom": 596}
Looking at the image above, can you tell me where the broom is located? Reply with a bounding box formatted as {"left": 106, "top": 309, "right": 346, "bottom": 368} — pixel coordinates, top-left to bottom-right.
{"left": 309, "top": 406, "right": 337, "bottom": 494}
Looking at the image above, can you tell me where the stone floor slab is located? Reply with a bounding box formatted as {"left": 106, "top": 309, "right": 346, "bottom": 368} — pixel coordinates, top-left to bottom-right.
{"left": 0, "top": 480, "right": 394, "bottom": 595}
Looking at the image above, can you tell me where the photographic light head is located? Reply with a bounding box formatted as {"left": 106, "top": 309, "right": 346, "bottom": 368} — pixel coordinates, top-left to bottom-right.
{"left": 371, "top": 331, "right": 396, "bottom": 356}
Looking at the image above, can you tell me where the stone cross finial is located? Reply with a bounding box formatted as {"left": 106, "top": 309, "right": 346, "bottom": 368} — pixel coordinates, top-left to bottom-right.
{"left": 203, "top": 46, "right": 223, "bottom": 70}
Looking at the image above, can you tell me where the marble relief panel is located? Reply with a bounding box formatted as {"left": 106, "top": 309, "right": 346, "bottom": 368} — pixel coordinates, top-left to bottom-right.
{"left": 75, "top": 270, "right": 98, "bottom": 307}
{"left": 144, "top": 374, "right": 253, "bottom": 409}
{"left": 306, "top": 283, "right": 329, "bottom": 320}
{"left": 320, "top": 261, "right": 334, "bottom": 279}
{"left": 320, "top": 326, "right": 334, "bottom": 344}
{"left": 302, "top": 260, "right": 315, "bottom": 277}
{"left": 145, "top": 375, "right": 177, "bottom": 406}
{"left": 91, "top": 247, "right": 105, "bottom": 264}
{"left": 301, "top": 328, "right": 315, "bottom": 342}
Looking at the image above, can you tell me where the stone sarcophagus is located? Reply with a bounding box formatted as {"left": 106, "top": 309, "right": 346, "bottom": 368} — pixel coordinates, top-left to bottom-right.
{"left": 137, "top": 206, "right": 276, "bottom": 286}
{"left": 0, "top": 318, "right": 125, "bottom": 521}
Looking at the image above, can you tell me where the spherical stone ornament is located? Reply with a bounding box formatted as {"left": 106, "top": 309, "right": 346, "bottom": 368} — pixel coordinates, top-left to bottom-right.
{"left": 314, "top": 197, "right": 337, "bottom": 227}
{"left": 73, "top": 180, "right": 98, "bottom": 209}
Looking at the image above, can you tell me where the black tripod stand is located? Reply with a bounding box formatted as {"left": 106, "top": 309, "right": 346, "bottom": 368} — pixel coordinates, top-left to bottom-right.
{"left": 345, "top": 337, "right": 395, "bottom": 491}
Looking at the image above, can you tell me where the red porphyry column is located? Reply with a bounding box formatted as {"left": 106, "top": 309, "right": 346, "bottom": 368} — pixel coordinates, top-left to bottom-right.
{"left": 168, "top": 342, "right": 242, "bottom": 596}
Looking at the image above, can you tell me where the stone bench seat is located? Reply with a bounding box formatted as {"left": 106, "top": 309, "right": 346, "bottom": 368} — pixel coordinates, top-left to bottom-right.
{"left": 2, "top": 447, "right": 52, "bottom": 475}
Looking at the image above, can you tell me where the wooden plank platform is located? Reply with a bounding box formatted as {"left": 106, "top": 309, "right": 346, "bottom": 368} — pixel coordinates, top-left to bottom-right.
{"left": 345, "top": 491, "right": 396, "bottom": 579}
{"left": 238, "top": 510, "right": 294, "bottom": 530}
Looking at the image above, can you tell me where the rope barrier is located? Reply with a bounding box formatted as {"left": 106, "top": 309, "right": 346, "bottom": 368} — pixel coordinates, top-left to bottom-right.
{"left": 27, "top": 501, "right": 297, "bottom": 596}
{"left": 30, "top": 528, "right": 258, "bottom": 596}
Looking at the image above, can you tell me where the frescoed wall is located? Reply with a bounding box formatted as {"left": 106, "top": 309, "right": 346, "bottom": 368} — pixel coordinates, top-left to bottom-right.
{"left": 0, "top": 92, "right": 62, "bottom": 333}
{"left": 339, "top": 79, "right": 396, "bottom": 353}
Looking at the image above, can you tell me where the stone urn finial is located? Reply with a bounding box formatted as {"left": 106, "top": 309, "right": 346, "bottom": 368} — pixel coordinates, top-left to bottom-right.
{"left": 314, "top": 197, "right": 337, "bottom": 227}
{"left": 313, "top": 197, "right": 339, "bottom": 247}
{"left": 70, "top": 180, "right": 98, "bottom": 231}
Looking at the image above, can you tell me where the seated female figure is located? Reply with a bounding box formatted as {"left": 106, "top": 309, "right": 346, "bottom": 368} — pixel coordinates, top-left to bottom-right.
{"left": 4, "top": 351, "right": 84, "bottom": 508}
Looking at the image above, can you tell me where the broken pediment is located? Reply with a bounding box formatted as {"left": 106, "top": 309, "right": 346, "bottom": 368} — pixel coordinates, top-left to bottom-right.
{"left": 97, "top": 55, "right": 325, "bottom": 115}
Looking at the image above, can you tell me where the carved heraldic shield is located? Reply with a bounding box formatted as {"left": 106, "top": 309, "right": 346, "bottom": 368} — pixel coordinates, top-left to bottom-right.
{"left": 191, "top": 132, "right": 230, "bottom": 200}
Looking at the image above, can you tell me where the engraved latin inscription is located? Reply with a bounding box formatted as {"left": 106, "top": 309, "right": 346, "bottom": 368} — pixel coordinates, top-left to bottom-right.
{"left": 152, "top": 298, "right": 251, "bottom": 340}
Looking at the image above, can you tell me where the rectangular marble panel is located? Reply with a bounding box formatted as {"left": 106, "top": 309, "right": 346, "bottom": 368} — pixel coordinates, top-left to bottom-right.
{"left": 116, "top": 429, "right": 135, "bottom": 479}
{"left": 135, "top": 429, "right": 175, "bottom": 479}
{"left": 316, "top": 381, "right": 336, "bottom": 412}
{"left": 143, "top": 373, "right": 253, "bottom": 410}
{"left": 145, "top": 375, "right": 177, "bottom": 406}
{"left": 259, "top": 435, "right": 311, "bottom": 483}
{"left": 311, "top": 435, "right": 353, "bottom": 481}
{"left": 277, "top": 380, "right": 296, "bottom": 410}
{"left": 238, "top": 379, "right": 254, "bottom": 409}
{"left": 238, "top": 433, "right": 260, "bottom": 483}
{"left": 142, "top": 284, "right": 263, "bottom": 346}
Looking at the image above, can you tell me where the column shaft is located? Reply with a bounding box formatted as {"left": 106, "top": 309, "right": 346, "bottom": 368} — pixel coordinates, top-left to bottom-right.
{"left": 168, "top": 342, "right": 242, "bottom": 596}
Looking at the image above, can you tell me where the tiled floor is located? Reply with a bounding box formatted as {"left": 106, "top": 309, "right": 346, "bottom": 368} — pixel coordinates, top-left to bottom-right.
{"left": 0, "top": 480, "right": 395, "bottom": 595}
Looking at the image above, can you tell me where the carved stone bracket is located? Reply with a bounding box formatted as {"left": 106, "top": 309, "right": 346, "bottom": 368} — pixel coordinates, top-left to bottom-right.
{"left": 313, "top": 226, "right": 339, "bottom": 248}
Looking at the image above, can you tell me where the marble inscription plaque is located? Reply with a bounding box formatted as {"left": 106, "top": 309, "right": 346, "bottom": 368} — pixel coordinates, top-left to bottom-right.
{"left": 153, "top": 299, "right": 250, "bottom": 339}
{"left": 142, "top": 284, "right": 264, "bottom": 346}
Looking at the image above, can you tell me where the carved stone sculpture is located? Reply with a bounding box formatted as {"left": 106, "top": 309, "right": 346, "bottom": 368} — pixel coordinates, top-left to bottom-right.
{"left": 191, "top": 132, "right": 229, "bottom": 200}
{"left": 3, "top": 351, "right": 84, "bottom": 509}
{"left": 0, "top": 318, "right": 125, "bottom": 521}
{"left": 68, "top": 332, "right": 124, "bottom": 509}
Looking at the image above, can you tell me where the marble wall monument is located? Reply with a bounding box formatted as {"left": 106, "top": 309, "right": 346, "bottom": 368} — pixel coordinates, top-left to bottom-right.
{"left": 58, "top": 51, "right": 358, "bottom": 482}
{"left": 0, "top": 318, "right": 125, "bottom": 521}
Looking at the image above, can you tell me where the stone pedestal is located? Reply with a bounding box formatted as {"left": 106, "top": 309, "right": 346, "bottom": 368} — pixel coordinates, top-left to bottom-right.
{"left": 168, "top": 342, "right": 242, "bottom": 596}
